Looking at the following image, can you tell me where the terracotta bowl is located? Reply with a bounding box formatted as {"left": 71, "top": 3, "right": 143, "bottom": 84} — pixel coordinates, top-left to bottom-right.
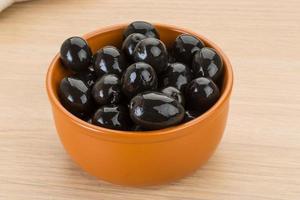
{"left": 46, "top": 23, "right": 233, "bottom": 186}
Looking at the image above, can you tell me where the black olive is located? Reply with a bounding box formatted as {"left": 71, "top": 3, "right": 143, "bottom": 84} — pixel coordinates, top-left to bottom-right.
{"left": 58, "top": 75, "right": 93, "bottom": 116}
{"left": 92, "top": 105, "right": 131, "bottom": 130}
{"left": 182, "top": 110, "right": 201, "bottom": 123}
{"left": 185, "top": 77, "right": 220, "bottom": 112}
{"left": 60, "top": 37, "right": 92, "bottom": 72}
{"left": 121, "top": 62, "right": 158, "bottom": 98}
{"left": 160, "top": 62, "right": 192, "bottom": 92}
{"left": 161, "top": 86, "right": 185, "bottom": 106}
{"left": 129, "top": 92, "right": 185, "bottom": 130}
{"left": 123, "top": 21, "right": 159, "bottom": 39}
{"left": 92, "top": 74, "right": 122, "bottom": 105}
{"left": 93, "top": 46, "right": 126, "bottom": 77}
{"left": 192, "top": 47, "right": 223, "bottom": 82}
{"left": 173, "top": 34, "right": 205, "bottom": 65}
{"left": 122, "top": 33, "right": 147, "bottom": 60}
{"left": 133, "top": 38, "right": 168, "bottom": 74}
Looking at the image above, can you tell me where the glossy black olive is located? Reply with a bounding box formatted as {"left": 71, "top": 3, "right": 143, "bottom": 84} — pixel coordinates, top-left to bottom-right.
{"left": 121, "top": 62, "right": 158, "bottom": 98}
{"left": 60, "top": 37, "right": 92, "bottom": 72}
{"left": 123, "top": 21, "right": 159, "bottom": 39}
{"left": 192, "top": 47, "right": 223, "bottom": 82}
{"left": 182, "top": 110, "right": 201, "bottom": 123}
{"left": 173, "top": 34, "right": 205, "bottom": 65}
{"left": 122, "top": 33, "right": 147, "bottom": 60}
{"left": 133, "top": 38, "right": 168, "bottom": 74}
{"left": 92, "top": 74, "right": 122, "bottom": 105}
{"left": 185, "top": 77, "right": 220, "bottom": 112}
{"left": 58, "top": 75, "right": 93, "bottom": 116}
{"left": 73, "top": 68, "right": 97, "bottom": 87}
{"left": 129, "top": 92, "right": 185, "bottom": 130}
{"left": 160, "top": 62, "right": 192, "bottom": 92}
{"left": 161, "top": 86, "right": 185, "bottom": 106}
{"left": 93, "top": 46, "right": 126, "bottom": 77}
{"left": 92, "top": 105, "right": 131, "bottom": 130}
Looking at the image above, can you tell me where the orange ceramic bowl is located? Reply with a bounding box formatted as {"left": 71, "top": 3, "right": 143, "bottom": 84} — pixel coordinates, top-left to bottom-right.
{"left": 46, "top": 23, "right": 233, "bottom": 186}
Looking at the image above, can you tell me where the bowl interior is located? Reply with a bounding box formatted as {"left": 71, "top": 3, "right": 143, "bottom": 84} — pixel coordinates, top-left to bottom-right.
{"left": 47, "top": 23, "right": 233, "bottom": 137}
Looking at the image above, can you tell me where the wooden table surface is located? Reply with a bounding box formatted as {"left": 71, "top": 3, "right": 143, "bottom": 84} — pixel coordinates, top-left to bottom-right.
{"left": 0, "top": 0, "right": 300, "bottom": 199}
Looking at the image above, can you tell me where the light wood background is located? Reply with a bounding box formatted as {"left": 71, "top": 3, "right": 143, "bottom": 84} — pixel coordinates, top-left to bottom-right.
{"left": 0, "top": 0, "right": 300, "bottom": 199}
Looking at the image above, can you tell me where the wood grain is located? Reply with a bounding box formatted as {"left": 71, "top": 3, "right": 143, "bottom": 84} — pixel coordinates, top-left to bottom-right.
{"left": 0, "top": 0, "right": 299, "bottom": 199}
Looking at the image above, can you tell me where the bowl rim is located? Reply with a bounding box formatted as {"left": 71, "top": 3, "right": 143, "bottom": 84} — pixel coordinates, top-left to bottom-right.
{"left": 46, "top": 23, "right": 233, "bottom": 141}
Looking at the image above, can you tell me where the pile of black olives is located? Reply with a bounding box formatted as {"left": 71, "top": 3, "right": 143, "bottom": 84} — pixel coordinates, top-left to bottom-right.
{"left": 58, "top": 21, "right": 224, "bottom": 131}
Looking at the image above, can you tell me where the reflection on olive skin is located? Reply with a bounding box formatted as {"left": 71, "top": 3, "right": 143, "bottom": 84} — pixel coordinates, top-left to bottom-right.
{"left": 161, "top": 86, "right": 185, "bottom": 106}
